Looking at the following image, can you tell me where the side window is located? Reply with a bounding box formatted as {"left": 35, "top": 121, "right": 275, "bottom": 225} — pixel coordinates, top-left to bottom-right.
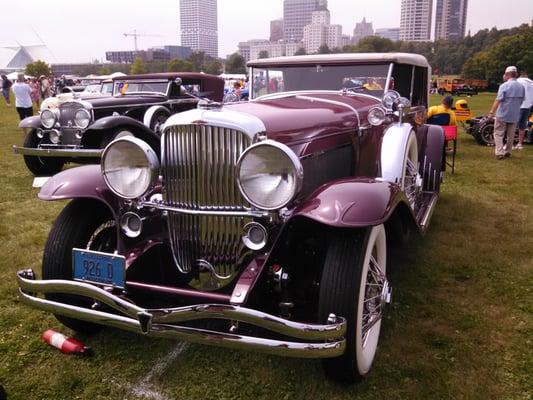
{"left": 391, "top": 64, "right": 413, "bottom": 99}
{"left": 411, "top": 67, "right": 428, "bottom": 106}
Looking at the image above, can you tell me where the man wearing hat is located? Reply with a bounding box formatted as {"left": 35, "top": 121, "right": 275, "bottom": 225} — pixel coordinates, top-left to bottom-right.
{"left": 488, "top": 66, "right": 525, "bottom": 159}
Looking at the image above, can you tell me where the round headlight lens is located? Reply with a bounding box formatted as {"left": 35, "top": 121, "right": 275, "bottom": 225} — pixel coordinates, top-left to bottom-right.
{"left": 382, "top": 90, "right": 400, "bottom": 110}
{"left": 237, "top": 140, "right": 303, "bottom": 210}
{"left": 101, "top": 137, "right": 159, "bottom": 199}
{"left": 74, "top": 109, "right": 91, "bottom": 129}
{"left": 368, "top": 107, "right": 387, "bottom": 126}
{"left": 41, "top": 109, "right": 56, "bottom": 129}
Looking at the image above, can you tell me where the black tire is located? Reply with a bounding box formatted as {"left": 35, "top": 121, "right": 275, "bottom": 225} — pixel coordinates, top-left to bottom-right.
{"left": 22, "top": 130, "right": 65, "bottom": 176}
{"left": 42, "top": 199, "right": 117, "bottom": 333}
{"left": 318, "top": 225, "right": 388, "bottom": 383}
{"left": 474, "top": 121, "right": 494, "bottom": 146}
{"left": 149, "top": 110, "right": 170, "bottom": 134}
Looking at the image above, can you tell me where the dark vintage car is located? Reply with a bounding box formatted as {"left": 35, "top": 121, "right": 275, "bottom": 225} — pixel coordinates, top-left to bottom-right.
{"left": 17, "top": 53, "right": 445, "bottom": 382}
{"left": 13, "top": 72, "right": 224, "bottom": 176}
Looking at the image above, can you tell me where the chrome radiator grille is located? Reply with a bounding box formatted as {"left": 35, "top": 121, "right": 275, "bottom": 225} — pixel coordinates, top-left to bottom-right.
{"left": 58, "top": 102, "right": 84, "bottom": 127}
{"left": 162, "top": 125, "right": 252, "bottom": 283}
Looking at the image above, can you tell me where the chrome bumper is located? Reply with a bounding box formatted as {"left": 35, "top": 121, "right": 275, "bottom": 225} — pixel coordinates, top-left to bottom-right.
{"left": 12, "top": 145, "right": 102, "bottom": 158}
{"left": 16, "top": 270, "right": 346, "bottom": 358}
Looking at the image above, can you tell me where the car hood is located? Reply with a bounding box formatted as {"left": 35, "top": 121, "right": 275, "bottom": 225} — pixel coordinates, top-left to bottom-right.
{"left": 164, "top": 92, "right": 380, "bottom": 146}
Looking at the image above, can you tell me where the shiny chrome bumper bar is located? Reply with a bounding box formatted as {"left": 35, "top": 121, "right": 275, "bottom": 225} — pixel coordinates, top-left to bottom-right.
{"left": 16, "top": 270, "right": 346, "bottom": 358}
{"left": 12, "top": 145, "right": 102, "bottom": 158}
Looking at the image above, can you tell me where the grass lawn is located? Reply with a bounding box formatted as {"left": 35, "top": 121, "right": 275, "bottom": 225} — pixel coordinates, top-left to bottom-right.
{"left": 0, "top": 93, "right": 531, "bottom": 400}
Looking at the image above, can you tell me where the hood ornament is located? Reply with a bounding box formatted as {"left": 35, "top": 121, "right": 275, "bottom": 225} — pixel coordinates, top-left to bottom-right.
{"left": 197, "top": 99, "right": 222, "bottom": 111}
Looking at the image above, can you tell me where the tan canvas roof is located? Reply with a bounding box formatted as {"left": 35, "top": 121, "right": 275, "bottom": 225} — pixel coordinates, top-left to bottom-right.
{"left": 248, "top": 53, "right": 430, "bottom": 68}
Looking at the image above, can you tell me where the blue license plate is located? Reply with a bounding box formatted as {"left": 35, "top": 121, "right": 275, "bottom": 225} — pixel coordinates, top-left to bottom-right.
{"left": 73, "top": 248, "right": 125, "bottom": 288}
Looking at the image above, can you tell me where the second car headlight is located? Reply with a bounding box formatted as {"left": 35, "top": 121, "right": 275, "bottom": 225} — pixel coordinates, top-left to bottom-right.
{"left": 101, "top": 137, "right": 159, "bottom": 199}
{"left": 237, "top": 140, "right": 303, "bottom": 210}
{"left": 40, "top": 109, "right": 56, "bottom": 129}
{"left": 74, "top": 109, "right": 91, "bottom": 129}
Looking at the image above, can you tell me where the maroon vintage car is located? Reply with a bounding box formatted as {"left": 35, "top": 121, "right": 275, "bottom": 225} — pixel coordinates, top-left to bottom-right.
{"left": 17, "top": 53, "right": 445, "bottom": 382}
{"left": 13, "top": 72, "right": 224, "bottom": 176}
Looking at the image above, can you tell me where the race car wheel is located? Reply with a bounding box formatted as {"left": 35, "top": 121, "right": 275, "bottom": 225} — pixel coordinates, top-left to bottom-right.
{"left": 318, "top": 225, "right": 389, "bottom": 383}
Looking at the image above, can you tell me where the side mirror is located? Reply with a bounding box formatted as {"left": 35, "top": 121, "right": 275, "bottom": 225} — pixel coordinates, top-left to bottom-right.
{"left": 393, "top": 97, "right": 411, "bottom": 124}
{"left": 174, "top": 77, "right": 182, "bottom": 86}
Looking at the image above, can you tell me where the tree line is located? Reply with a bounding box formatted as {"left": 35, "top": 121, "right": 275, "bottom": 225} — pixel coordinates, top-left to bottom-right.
{"left": 24, "top": 23, "right": 531, "bottom": 83}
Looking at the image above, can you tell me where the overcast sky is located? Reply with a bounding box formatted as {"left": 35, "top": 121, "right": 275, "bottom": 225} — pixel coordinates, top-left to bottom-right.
{"left": 0, "top": 0, "right": 532, "bottom": 63}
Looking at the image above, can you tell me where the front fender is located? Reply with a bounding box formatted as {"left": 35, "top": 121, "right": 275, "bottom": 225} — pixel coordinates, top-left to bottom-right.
{"left": 380, "top": 123, "right": 416, "bottom": 184}
{"left": 84, "top": 116, "right": 161, "bottom": 156}
{"left": 291, "top": 178, "right": 413, "bottom": 228}
{"left": 18, "top": 116, "right": 42, "bottom": 130}
{"left": 38, "top": 165, "right": 119, "bottom": 217}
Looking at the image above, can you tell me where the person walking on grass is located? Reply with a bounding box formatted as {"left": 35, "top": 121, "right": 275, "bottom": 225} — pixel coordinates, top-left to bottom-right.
{"left": 515, "top": 72, "right": 533, "bottom": 149}
{"left": 488, "top": 66, "right": 525, "bottom": 160}
{"left": 1, "top": 74, "right": 12, "bottom": 106}
{"left": 11, "top": 73, "right": 33, "bottom": 126}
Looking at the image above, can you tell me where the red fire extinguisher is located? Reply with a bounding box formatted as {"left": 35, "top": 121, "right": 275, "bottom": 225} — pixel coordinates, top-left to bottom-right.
{"left": 42, "top": 330, "right": 92, "bottom": 356}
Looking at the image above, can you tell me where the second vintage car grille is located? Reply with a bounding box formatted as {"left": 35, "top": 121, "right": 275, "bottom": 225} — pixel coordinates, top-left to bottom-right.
{"left": 58, "top": 102, "right": 85, "bottom": 127}
{"left": 162, "top": 125, "right": 252, "bottom": 278}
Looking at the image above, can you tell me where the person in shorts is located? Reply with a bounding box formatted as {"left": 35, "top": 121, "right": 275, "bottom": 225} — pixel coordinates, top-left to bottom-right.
{"left": 11, "top": 73, "right": 33, "bottom": 123}
{"left": 515, "top": 72, "right": 533, "bottom": 149}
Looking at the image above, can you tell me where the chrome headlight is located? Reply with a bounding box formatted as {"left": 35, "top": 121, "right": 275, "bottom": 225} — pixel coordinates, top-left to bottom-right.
{"left": 74, "top": 109, "right": 91, "bottom": 129}
{"left": 382, "top": 90, "right": 400, "bottom": 110}
{"left": 40, "top": 109, "right": 56, "bottom": 129}
{"left": 237, "top": 140, "right": 303, "bottom": 210}
{"left": 101, "top": 137, "right": 159, "bottom": 199}
{"left": 368, "top": 106, "right": 387, "bottom": 126}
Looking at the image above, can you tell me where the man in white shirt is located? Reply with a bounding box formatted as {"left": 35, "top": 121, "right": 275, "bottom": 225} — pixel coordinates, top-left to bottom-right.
{"left": 515, "top": 72, "right": 533, "bottom": 149}
{"left": 11, "top": 73, "right": 33, "bottom": 122}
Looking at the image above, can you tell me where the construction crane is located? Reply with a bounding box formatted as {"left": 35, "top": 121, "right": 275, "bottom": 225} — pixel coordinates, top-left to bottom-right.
{"left": 123, "top": 30, "right": 164, "bottom": 51}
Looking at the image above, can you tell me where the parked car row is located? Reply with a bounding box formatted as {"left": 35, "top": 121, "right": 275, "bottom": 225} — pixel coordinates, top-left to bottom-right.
{"left": 15, "top": 53, "right": 446, "bottom": 382}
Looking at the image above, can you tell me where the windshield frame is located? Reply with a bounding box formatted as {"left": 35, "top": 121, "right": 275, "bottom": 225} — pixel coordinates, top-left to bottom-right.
{"left": 250, "top": 62, "right": 394, "bottom": 100}
{"left": 113, "top": 79, "right": 170, "bottom": 96}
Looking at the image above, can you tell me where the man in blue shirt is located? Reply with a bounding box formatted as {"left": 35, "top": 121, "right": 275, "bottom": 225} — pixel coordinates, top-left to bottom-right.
{"left": 488, "top": 66, "right": 525, "bottom": 159}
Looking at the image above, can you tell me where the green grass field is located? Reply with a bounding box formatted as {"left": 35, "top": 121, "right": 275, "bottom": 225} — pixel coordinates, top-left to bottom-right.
{"left": 0, "top": 93, "right": 531, "bottom": 400}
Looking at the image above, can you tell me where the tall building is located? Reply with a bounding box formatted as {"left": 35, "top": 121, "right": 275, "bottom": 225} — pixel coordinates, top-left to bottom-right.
{"left": 270, "top": 19, "right": 284, "bottom": 42}
{"left": 399, "top": 0, "right": 433, "bottom": 42}
{"left": 283, "top": 0, "right": 327, "bottom": 42}
{"left": 352, "top": 18, "right": 374, "bottom": 44}
{"left": 375, "top": 28, "right": 401, "bottom": 41}
{"left": 435, "top": 0, "right": 468, "bottom": 41}
{"left": 179, "top": 0, "right": 218, "bottom": 58}
{"left": 302, "top": 7, "right": 342, "bottom": 53}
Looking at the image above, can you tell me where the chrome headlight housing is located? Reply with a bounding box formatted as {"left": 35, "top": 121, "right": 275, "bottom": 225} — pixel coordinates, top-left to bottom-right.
{"left": 101, "top": 137, "right": 159, "bottom": 199}
{"left": 237, "top": 140, "right": 303, "bottom": 210}
{"left": 368, "top": 106, "right": 387, "bottom": 126}
{"left": 40, "top": 109, "right": 57, "bottom": 129}
{"left": 382, "top": 90, "right": 400, "bottom": 110}
{"left": 74, "top": 109, "right": 91, "bottom": 129}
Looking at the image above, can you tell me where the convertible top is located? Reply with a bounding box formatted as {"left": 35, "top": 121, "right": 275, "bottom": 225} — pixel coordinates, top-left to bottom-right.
{"left": 248, "top": 53, "right": 430, "bottom": 68}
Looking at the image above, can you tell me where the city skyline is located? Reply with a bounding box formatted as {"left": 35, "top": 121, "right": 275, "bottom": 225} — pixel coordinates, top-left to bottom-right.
{"left": 0, "top": 0, "right": 531, "bottom": 64}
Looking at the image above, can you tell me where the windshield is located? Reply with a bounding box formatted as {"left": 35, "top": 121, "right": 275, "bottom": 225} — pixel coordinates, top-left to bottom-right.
{"left": 113, "top": 80, "right": 168, "bottom": 96}
{"left": 83, "top": 84, "right": 102, "bottom": 93}
{"left": 250, "top": 64, "right": 390, "bottom": 99}
{"left": 101, "top": 82, "right": 113, "bottom": 94}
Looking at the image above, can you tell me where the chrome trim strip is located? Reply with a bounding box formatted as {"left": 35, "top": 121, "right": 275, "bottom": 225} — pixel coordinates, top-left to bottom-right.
{"left": 17, "top": 271, "right": 346, "bottom": 358}
{"left": 140, "top": 200, "right": 269, "bottom": 218}
{"left": 255, "top": 90, "right": 380, "bottom": 105}
{"left": 12, "top": 145, "right": 102, "bottom": 158}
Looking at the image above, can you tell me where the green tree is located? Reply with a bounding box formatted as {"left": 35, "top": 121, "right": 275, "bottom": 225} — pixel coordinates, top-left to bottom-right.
{"left": 205, "top": 59, "right": 223, "bottom": 75}
{"left": 98, "top": 66, "right": 111, "bottom": 75}
{"left": 356, "top": 37, "right": 396, "bottom": 53}
{"left": 258, "top": 50, "right": 269, "bottom": 59}
{"left": 130, "top": 57, "right": 146, "bottom": 74}
{"left": 188, "top": 51, "right": 209, "bottom": 71}
{"left": 294, "top": 47, "right": 307, "bottom": 56}
{"left": 318, "top": 45, "right": 330, "bottom": 54}
{"left": 167, "top": 58, "right": 193, "bottom": 72}
{"left": 225, "top": 53, "right": 246, "bottom": 74}
{"left": 25, "top": 60, "right": 51, "bottom": 77}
